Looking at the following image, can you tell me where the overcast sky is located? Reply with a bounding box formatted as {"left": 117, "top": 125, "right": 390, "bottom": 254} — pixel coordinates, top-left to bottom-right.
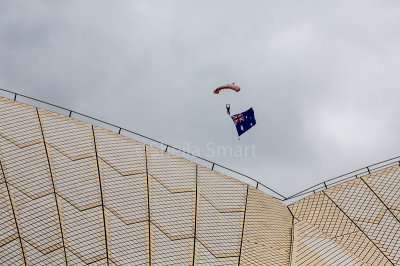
{"left": 1, "top": 1, "right": 400, "bottom": 198}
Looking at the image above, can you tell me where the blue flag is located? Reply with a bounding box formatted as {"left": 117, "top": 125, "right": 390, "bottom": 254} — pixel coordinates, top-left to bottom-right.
{"left": 231, "top": 108, "right": 256, "bottom": 136}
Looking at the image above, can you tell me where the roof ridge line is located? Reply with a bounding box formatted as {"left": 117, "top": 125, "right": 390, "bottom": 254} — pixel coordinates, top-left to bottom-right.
{"left": 0, "top": 87, "right": 285, "bottom": 200}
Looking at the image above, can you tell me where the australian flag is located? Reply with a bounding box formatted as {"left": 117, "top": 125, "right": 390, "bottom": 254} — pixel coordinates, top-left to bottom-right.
{"left": 231, "top": 108, "right": 256, "bottom": 136}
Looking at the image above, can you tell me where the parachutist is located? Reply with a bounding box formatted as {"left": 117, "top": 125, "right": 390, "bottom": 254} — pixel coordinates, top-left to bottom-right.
{"left": 226, "top": 104, "right": 230, "bottom": 115}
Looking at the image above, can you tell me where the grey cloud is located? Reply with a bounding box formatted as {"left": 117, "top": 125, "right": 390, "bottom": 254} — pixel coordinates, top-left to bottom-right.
{"left": 1, "top": 0, "right": 400, "bottom": 197}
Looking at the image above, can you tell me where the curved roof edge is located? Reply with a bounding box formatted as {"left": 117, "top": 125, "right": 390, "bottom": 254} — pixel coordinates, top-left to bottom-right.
{"left": 1, "top": 87, "right": 399, "bottom": 204}
{"left": 285, "top": 155, "right": 400, "bottom": 202}
{"left": 0, "top": 87, "right": 284, "bottom": 200}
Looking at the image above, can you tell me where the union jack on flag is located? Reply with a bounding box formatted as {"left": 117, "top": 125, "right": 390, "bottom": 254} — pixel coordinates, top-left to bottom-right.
{"left": 232, "top": 114, "right": 245, "bottom": 125}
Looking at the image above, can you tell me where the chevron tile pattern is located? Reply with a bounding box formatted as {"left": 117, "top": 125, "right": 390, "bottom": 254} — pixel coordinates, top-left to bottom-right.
{"left": 0, "top": 97, "right": 292, "bottom": 265}
{"left": 1, "top": 95, "right": 400, "bottom": 265}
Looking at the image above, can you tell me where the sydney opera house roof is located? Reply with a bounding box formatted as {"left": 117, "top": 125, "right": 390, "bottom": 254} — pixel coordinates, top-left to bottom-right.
{"left": 0, "top": 90, "right": 399, "bottom": 265}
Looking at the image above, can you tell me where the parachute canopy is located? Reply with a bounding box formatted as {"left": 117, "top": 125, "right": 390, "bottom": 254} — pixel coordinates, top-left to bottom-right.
{"left": 214, "top": 83, "right": 241, "bottom": 94}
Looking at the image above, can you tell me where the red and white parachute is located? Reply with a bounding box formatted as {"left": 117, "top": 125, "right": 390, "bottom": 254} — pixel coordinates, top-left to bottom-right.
{"left": 213, "top": 83, "right": 240, "bottom": 94}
